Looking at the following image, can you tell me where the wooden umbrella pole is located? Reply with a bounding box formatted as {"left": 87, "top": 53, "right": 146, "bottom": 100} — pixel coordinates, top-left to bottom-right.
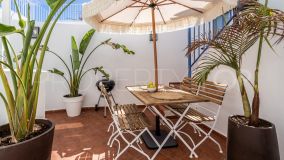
{"left": 150, "top": 2, "right": 159, "bottom": 91}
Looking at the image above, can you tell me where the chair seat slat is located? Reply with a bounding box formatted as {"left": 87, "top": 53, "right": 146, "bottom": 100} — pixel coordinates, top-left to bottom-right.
{"left": 174, "top": 107, "right": 215, "bottom": 123}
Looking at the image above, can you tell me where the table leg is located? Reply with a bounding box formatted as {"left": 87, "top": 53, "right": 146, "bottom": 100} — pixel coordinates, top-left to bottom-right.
{"left": 155, "top": 116, "right": 161, "bottom": 136}
{"left": 141, "top": 115, "right": 178, "bottom": 150}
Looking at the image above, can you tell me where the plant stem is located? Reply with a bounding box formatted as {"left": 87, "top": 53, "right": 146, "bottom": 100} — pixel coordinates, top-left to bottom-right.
{"left": 1, "top": 37, "right": 18, "bottom": 95}
{"left": 251, "top": 0, "right": 268, "bottom": 125}
{"left": 251, "top": 30, "right": 264, "bottom": 125}
{"left": 236, "top": 70, "right": 251, "bottom": 118}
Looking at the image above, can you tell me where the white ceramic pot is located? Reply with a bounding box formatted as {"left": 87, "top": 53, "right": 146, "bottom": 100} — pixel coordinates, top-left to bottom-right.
{"left": 63, "top": 95, "right": 84, "bottom": 117}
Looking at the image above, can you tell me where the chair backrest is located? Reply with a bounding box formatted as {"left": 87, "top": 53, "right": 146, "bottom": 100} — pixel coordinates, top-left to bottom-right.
{"left": 99, "top": 83, "right": 114, "bottom": 114}
{"left": 180, "top": 77, "right": 228, "bottom": 105}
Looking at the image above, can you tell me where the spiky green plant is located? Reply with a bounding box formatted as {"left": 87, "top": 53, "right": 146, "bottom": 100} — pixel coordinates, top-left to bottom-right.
{"left": 0, "top": 0, "right": 76, "bottom": 142}
{"left": 237, "top": 0, "right": 284, "bottom": 125}
{"left": 188, "top": 0, "right": 284, "bottom": 126}
{"left": 48, "top": 29, "right": 135, "bottom": 97}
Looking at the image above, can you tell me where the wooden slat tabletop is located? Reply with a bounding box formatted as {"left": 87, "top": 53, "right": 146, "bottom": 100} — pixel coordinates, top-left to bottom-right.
{"left": 126, "top": 86, "right": 209, "bottom": 106}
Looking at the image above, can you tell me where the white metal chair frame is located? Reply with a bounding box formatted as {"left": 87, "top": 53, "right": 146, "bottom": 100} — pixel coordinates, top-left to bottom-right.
{"left": 100, "top": 84, "right": 160, "bottom": 160}
{"left": 165, "top": 103, "right": 222, "bottom": 158}
{"left": 147, "top": 103, "right": 199, "bottom": 159}
{"left": 166, "top": 78, "right": 228, "bottom": 158}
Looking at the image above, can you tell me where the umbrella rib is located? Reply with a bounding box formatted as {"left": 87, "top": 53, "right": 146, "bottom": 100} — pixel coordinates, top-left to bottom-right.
{"left": 157, "top": 0, "right": 167, "bottom": 4}
{"left": 101, "top": 1, "right": 139, "bottom": 23}
{"left": 158, "top": 2, "right": 175, "bottom": 6}
{"left": 130, "top": 0, "right": 150, "bottom": 27}
{"left": 167, "top": 0, "right": 203, "bottom": 13}
{"left": 132, "top": 0, "right": 149, "bottom": 5}
{"left": 156, "top": 6, "right": 166, "bottom": 24}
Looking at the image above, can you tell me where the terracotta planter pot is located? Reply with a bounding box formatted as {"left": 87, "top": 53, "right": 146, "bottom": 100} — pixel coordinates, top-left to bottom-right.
{"left": 227, "top": 115, "right": 280, "bottom": 160}
{"left": 0, "top": 119, "right": 55, "bottom": 160}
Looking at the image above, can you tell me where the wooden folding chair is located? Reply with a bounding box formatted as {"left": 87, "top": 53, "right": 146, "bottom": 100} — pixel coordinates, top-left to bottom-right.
{"left": 99, "top": 83, "right": 160, "bottom": 160}
{"left": 168, "top": 77, "right": 228, "bottom": 158}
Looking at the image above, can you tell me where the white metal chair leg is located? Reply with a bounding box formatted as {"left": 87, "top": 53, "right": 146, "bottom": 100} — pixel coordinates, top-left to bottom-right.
{"left": 150, "top": 105, "right": 198, "bottom": 160}
{"left": 107, "top": 122, "right": 114, "bottom": 133}
{"left": 115, "top": 139, "right": 121, "bottom": 156}
{"left": 110, "top": 134, "right": 120, "bottom": 147}
{"left": 191, "top": 123, "right": 223, "bottom": 154}
{"left": 209, "top": 136, "right": 223, "bottom": 153}
{"left": 142, "top": 106, "right": 148, "bottom": 112}
{"left": 151, "top": 130, "right": 174, "bottom": 160}
{"left": 126, "top": 130, "right": 143, "bottom": 144}
{"left": 188, "top": 123, "right": 201, "bottom": 137}
{"left": 174, "top": 130, "right": 198, "bottom": 158}
{"left": 177, "top": 130, "right": 196, "bottom": 147}
{"left": 115, "top": 129, "right": 150, "bottom": 160}
{"left": 108, "top": 130, "right": 118, "bottom": 146}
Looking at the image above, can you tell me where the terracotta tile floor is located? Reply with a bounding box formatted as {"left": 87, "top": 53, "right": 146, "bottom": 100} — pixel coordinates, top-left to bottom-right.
{"left": 46, "top": 108, "right": 226, "bottom": 160}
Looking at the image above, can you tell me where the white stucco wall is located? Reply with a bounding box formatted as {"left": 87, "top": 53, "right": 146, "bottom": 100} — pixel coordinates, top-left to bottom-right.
{"left": 43, "top": 22, "right": 189, "bottom": 110}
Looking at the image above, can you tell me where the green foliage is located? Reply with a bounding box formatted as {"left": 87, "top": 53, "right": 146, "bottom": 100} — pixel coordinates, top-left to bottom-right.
{"left": 93, "top": 66, "right": 110, "bottom": 79}
{"left": 46, "top": 0, "right": 63, "bottom": 9}
{"left": 79, "top": 29, "right": 96, "bottom": 54}
{"left": 49, "top": 68, "right": 65, "bottom": 76}
{"left": 13, "top": 0, "right": 26, "bottom": 29}
{"left": 71, "top": 36, "right": 80, "bottom": 70}
{"left": 188, "top": 0, "right": 284, "bottom": 125}
{"left": 0, "top": 23, "right": 22, "bottom": 36}
{"left": 0, "top": 0, "right": 76, "bottom": 142}
{"left": 48, "top": 30, "right": 135, "bottom": 97}
{"left": 238, "top": 0, "right": 284, "bottom": 125}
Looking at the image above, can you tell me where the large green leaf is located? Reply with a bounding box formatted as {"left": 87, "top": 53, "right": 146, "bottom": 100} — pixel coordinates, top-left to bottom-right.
{"left": 71, "top": 36, "right": 80, "bottom": 70}
{"left": 48, "top": 68, "right": 65, "bottom": 76}
{"left": 93, "top": 66, "right": 110, "bottom": 79}
{"left": 0, "top": 23, "right": 21, "bottom": 36}
{"left": 79, "top": 29, "right": 96, "bottom": 55}
{"left": 46, "top": 0, "right": 62, "bottom": 9}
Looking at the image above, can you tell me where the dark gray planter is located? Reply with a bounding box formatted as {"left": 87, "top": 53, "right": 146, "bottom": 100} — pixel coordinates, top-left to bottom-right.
{"left": 227, "top": 115, "right": 280, "bottom": 160}
{"left": 0, "top": 119, "right": 55, "bottom": 160}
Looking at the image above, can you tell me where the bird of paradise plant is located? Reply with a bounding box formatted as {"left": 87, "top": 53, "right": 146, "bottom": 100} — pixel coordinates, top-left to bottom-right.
{"left": 0, "top": 0, "right": 76, "bottom": 142}
{"left": 188, "top": 0, "right": 284, "bottom": 126}
{"left": 48, "top": 29, "right": 135, "bottom": 97}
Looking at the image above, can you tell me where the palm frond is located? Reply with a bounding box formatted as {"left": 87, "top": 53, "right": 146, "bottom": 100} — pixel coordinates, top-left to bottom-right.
{"left": 188, "top": 20, "right": 259, "bottom": 85}
{"left": 237, "top": 0, "right": 284, "bottom": 44}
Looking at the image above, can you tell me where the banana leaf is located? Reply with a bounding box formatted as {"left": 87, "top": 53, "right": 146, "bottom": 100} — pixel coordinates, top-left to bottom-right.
{"left": 46, "top": 0, "right": 63, "bottom": 9}
{"left": 49, "top": 68, "right": 65, "bottom": 76}
{"left": 93, "top": 66, "right": 109, "bottom": 79}
{"left": 79, "top": 29, "right": 96, "bottom": 55}
{"left": 0, "top": 23, "right": 21, "bottom": 36}
{"left": 71, "top": 36, "right": 80, "bottom": 70}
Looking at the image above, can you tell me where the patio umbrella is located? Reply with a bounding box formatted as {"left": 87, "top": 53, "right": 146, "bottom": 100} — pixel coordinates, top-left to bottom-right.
{"left": 83, "top": 0, "right": 236, "bottom": 90}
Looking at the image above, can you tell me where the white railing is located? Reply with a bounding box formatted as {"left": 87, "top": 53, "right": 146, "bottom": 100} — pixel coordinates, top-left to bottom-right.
{"left": 11, "top": 0, "right": 83, "bottom": 22}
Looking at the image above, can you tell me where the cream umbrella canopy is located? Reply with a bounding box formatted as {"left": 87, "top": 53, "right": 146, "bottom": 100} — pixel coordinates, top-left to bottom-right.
{"left": 83, "top": 0, "right": 236, "bottom": 90}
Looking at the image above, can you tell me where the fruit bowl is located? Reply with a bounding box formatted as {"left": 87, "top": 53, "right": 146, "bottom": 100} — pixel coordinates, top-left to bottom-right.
{"left": 147, "top": 87, "right": 156, "bottom": 93}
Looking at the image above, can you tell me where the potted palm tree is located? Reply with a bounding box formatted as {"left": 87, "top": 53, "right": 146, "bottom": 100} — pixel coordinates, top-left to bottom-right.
{"left": 48, "top": 29, "right": 134, "bottom": 117}
{"left": 187, "top": 0, "right": 284, "bottom": 159}
{"left": 0, "top": 0, "right": 75, "bottom": 159}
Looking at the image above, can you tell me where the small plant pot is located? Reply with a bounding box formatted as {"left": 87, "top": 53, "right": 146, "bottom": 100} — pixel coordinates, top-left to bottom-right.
{"left": 227, "top": 115, "right": 280, "bottom": 160}
{"left": 0, "top": 119, "right": 55, "bottom": 160}
{"left": 63, "top": 94, "right": 84, "bottom": 117}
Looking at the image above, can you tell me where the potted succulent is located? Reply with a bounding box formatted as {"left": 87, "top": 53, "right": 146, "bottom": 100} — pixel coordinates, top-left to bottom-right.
{"left": 187, "top": 0, "right": 284, "bottom": 159}
{"left": 0, "top": 0, "right": 75, "bottom": 159}
{"left": 48, "top": 29, "right": 134, "bottom": 117}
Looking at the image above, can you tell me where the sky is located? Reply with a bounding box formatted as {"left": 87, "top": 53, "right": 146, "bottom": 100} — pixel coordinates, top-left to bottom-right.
{"left": 27, "top": 0, "right": 90, "bottom": 4}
